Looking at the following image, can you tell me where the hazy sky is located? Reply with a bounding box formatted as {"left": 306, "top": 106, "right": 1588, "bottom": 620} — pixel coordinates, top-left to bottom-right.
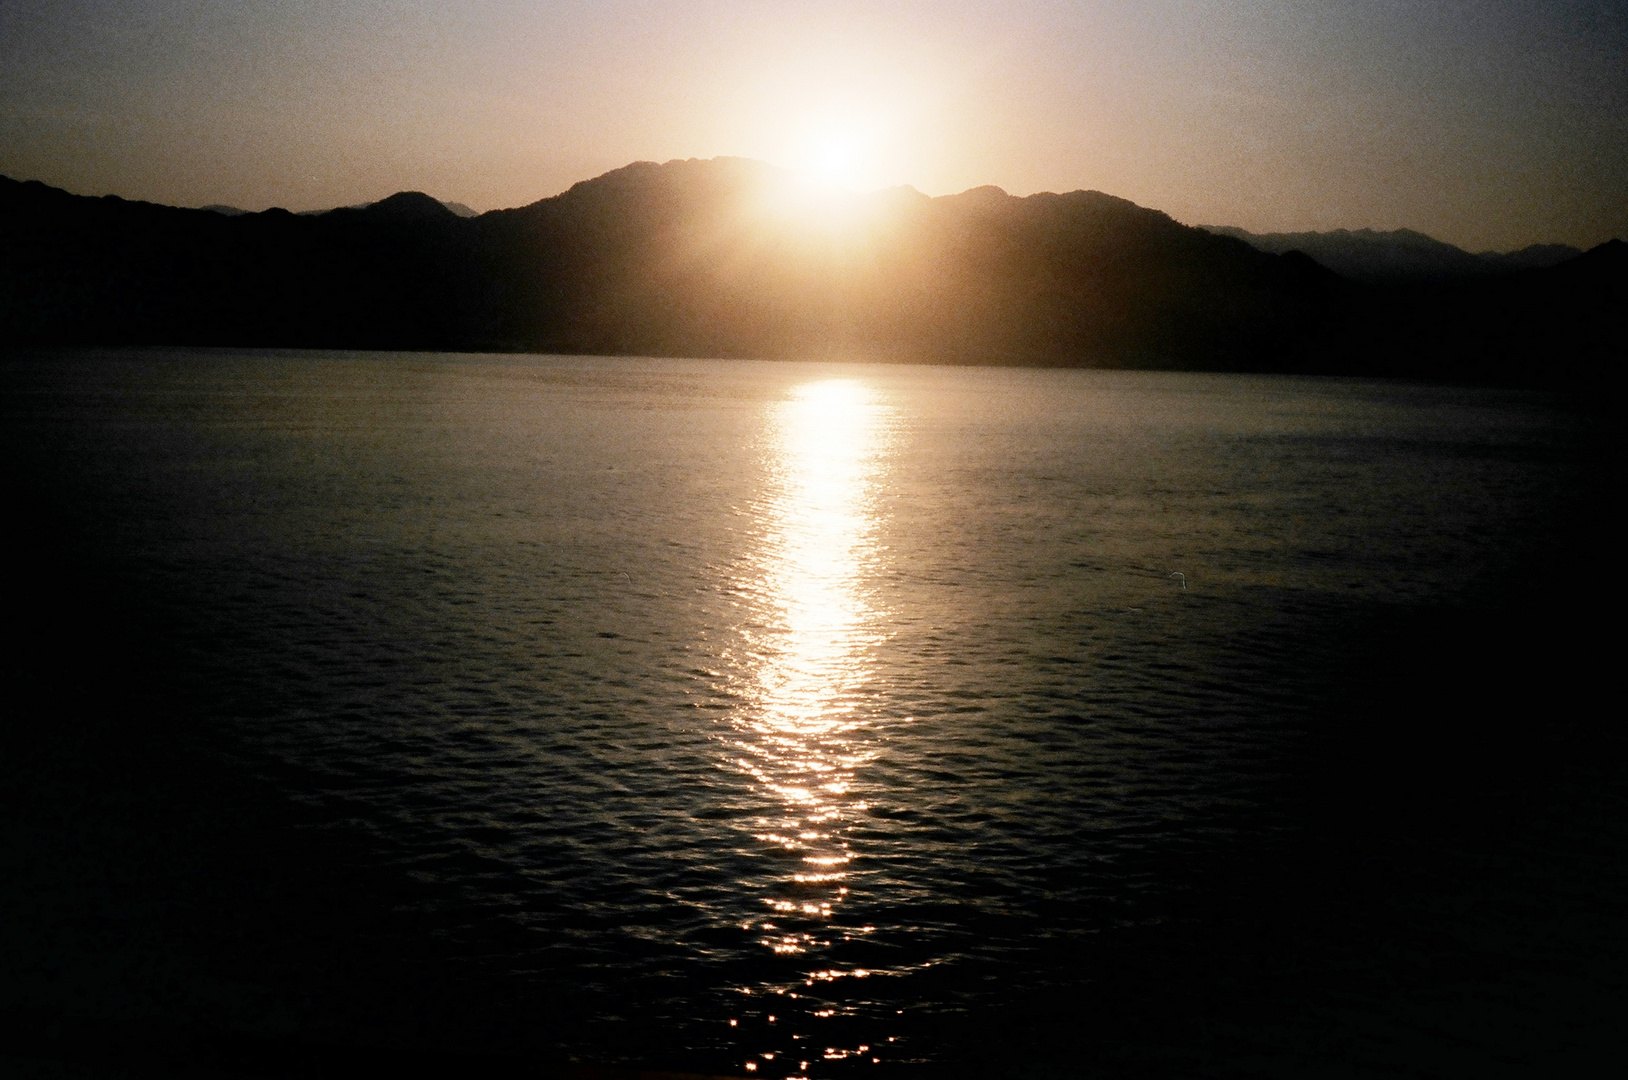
{"left": 3, "top": 1, "right": 1624, "bottom": 250}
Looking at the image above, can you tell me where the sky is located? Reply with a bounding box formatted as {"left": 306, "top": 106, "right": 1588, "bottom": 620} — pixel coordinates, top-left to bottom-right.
{"left": 1, "top": 0, "right": 1624, "bottom": 251}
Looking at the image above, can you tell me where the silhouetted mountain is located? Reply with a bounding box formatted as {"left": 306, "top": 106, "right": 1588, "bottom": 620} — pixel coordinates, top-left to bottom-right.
{"left": 1, "top": 161, "right": 1621, "bottom": 384}
{"left": 467, "top": 158, "right": 1342, "bottom": 368}
{"left": 1480, "top": 242, "right": 1583, "bottom": 271}
{"left": 1204, "top": 225, "right": 1582, "bottom": 284}
{"left": 1330, "top": 237, "right": 1625, "bottom": 386}
{"left": 291, "top": 195, "right": 481, "bottom": 218}
{"left": 353, "top": 190, "right": 462, "bottom": 224}
{"left": 198, "top": 204, "right": 247, "bottom": 217}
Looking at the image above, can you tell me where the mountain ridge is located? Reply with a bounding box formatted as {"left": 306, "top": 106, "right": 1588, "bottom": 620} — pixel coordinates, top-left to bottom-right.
{"left": 1203, "top": 224, "right": 1584, "bottom": 284}
{"left": 2, "top": 159, "right": 1621, "bottom": 386}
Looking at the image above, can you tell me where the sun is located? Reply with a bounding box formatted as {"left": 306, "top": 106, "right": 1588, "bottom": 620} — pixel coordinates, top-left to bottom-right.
{"left": 756, "top": 115, "right": 893, "bottom": 228}
{"left": 810, "top": 136, "right": 859, "bottom": 187}
{"left": 797, "top": 122, "right": 877, "bottom": 190}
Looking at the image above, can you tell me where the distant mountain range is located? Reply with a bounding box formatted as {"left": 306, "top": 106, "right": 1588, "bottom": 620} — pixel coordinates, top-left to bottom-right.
{"left": 2, "top": 159, "right": 1622, "bottom": 385}
{"left": 199, "top": 199, "right": 478, "bottom": 218}
{"left": 1202, "top": 225, "right": 1582, "bottom": 284}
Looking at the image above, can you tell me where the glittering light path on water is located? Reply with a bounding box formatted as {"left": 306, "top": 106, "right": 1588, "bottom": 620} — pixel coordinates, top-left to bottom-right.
{"left": 727, "top": 378, "right": 896, "bottom": 997}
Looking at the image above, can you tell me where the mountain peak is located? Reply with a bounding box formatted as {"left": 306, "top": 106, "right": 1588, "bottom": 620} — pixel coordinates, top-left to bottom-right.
{"left": 362, "top": 191, "right": 459, "bottom": 222}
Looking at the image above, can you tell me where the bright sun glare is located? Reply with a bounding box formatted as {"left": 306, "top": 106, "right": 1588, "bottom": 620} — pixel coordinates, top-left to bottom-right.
{"left": 811, "top": 137, "right": 858, "bottom": 186}
{"left": 799, "top": 122, "right": 875, "bottom": 190}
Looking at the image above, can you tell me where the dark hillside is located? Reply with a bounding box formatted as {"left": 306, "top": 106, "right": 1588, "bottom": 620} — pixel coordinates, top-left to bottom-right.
{"left": 1327, "top": 239, "right": 1627, "bottom": 387}
{"left": 471, "top": 159, "right": 1339, "bottom": 368}
{"left": 1204, "top": 224, "right": 1584, "bottom": 284}
{"left": 0, "top": 177, "right": 481, "bottom": 349}
{"left": 2, "top": 160, "right": 1621, "bottom": 383}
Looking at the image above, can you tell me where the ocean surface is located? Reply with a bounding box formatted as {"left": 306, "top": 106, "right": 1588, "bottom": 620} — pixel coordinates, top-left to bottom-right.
{"left": 1, "top": 350, "right": 1620, "bottom": 1078}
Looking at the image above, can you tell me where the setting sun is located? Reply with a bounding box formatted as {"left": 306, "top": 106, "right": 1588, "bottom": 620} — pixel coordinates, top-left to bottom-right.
{"left": 808, "top": 135, "right": 861, "bottom": 188}
{"left": 793, "top": 112, "right": 884, "bottom": 190}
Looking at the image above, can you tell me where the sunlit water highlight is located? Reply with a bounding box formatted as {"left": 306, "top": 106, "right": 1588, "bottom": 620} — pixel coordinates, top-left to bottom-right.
{"left": 732, "top": 381, "right": 893, "bottom": 962}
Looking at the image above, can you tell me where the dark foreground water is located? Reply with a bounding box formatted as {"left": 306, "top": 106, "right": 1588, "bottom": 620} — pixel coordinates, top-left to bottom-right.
{"left": 1, "top": 350, "right": 1621, "bottom": 1078}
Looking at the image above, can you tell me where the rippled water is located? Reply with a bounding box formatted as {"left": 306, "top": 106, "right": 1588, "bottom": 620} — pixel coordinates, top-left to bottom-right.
{"left": 1, "top": 350, "right": 1609, "bottom": 1076}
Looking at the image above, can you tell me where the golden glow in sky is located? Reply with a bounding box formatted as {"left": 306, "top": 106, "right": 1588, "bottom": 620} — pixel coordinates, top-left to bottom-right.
{"left": 1, "top": 1, "right": 1623, "bottom": 249}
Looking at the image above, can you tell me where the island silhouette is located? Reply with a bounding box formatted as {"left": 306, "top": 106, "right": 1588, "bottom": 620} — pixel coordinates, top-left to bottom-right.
{"left": 2, "top": 157, "right": 1621, "bottom": 385}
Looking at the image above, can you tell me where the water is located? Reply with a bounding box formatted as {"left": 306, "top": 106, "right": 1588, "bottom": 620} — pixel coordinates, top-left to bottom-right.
{"left": 1, "top": 350, "right": 1618, "bottom": 1077}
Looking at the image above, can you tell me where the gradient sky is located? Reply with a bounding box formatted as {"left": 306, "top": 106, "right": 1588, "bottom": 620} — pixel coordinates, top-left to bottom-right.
{"left": 2, "top": 0, "right": 1624, "bottom": 250}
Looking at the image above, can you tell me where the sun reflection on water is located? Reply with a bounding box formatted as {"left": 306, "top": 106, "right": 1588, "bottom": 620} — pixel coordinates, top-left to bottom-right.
{"left": 730, "top": 378, "right": 894, "bottom": 972}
